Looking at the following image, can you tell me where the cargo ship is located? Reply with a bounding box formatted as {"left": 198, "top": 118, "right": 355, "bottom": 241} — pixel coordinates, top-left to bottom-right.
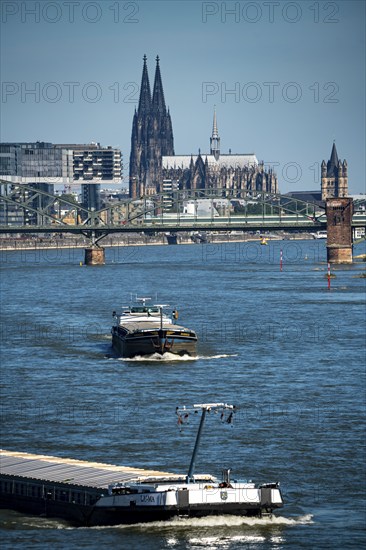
{"left": 0, "top": 403, "right": 283, "bottom": 526}
{"left": 111, "top": 297, "right": 197, "bottom": 358}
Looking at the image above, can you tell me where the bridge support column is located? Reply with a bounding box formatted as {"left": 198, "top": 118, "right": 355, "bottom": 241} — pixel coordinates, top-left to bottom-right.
{"left": 326, "top": 197, "right": 353, "bottom": 264}
{"left": 84, "top": 246, "right": 105, "bottom": 266}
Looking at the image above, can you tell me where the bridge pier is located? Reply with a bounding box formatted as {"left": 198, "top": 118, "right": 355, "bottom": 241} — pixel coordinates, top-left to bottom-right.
{"left": 84, "top": 246, "right": 105, "bottom": 266}
{"left": 326, "top": 197, "right": 353, "bottom": 264}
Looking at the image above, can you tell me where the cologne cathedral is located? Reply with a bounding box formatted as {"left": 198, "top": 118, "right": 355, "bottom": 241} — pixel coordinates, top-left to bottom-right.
{"left": 129, "top": 55, "right": 174, "bottom": 198}
{"left": 129, "top": 57, "right": 278, "bottom": 197}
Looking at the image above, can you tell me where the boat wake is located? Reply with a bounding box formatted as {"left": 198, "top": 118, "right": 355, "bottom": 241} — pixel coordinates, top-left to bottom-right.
{"left": 81, "top": 514, "right": 314, "bottom": 531}
{"left": 118, "top": 353, "right": 238, "bottom": 362}
{"left": 5, "top": 513, "right": 313, "bottom": 531}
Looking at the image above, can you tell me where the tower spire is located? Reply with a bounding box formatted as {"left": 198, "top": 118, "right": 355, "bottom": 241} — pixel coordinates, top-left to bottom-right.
{"left": 212, "top": 105, "right": 219, "bottom": 139}
{"left": 152, "top": 55, "right": 166, "bottom": 113}
{"left": 321, "top": 141, "right": 348, "bottom": 201}
{"left": 137, "top": 54, "right": 151, "bottom": 116}
{"left": 210, "top": 105, "right": 220, "bottom": 160}
{"left": 327, "top": 141, "right": 339, "bottom": 176}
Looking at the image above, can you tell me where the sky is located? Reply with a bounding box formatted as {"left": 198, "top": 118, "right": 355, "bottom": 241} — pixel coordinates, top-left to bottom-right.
{"left": 1, "top": 0, "right": 365, "bottom": 194}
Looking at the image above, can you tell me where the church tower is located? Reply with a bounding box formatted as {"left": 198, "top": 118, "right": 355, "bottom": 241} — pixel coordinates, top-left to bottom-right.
{"left": 129, "top": 56, "right": 174, "bottom": 198}
{"left": 321, "top": 142, "right": 348, "bottom": 201}
{"left": 210, "top": 106, "right": 220, "bottom": 161}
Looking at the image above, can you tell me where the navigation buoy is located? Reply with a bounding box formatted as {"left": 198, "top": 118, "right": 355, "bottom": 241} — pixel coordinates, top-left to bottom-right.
{"left": 327, "top": 263, "right": 331, "bottom": 290}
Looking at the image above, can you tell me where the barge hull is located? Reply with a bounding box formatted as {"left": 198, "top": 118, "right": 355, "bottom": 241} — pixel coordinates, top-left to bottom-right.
{"left": 0, "top": 493, "right": 280, "bottom": 526}
{"left": 111, "top": 333, "right": 197, "bottom": 358}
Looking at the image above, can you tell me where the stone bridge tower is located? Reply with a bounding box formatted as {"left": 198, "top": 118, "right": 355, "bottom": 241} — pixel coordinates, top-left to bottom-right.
{"left": 322, "top": 143, "right": 353, "bottom": 263}
{"left": 326, "top": 198, "right": 353, "bottom": 263}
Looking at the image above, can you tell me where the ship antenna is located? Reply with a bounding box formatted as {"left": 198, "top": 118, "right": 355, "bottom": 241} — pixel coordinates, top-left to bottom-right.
{"left": 179, "top": 403, "right": 235, "bottom": 483}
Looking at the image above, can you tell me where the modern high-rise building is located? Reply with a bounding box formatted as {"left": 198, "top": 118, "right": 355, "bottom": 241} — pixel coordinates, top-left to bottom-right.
{"left": 0, "top": 141, "right": 122, "bottom": 224}
{"left": 0, "top": 142, "right": 71, "bottom": 225}
{"left": 55, "top": 142, "right": 123, "bottom": 211}
{"left": 0, "top": 142, "right": 73, "bottom": 184}
{"left": 55, "top": 143, "right": 122, "bottom": 184}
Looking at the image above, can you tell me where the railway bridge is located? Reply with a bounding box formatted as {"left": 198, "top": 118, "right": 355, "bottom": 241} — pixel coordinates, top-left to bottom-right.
{"left": 0, "top": 182, "right": 364, "bottom": 264}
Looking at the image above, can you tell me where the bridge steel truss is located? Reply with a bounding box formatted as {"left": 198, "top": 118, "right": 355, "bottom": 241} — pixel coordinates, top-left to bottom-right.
{"left": 1, "top": 180, "right": 364, "bottom": 246}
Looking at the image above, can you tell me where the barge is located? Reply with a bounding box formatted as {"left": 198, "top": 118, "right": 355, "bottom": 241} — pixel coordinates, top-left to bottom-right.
{"left": 0, "top": 404, "right": 283, "bottom": 526}
{"left": 111, "top": 297, "right": 197, "bottom": 358}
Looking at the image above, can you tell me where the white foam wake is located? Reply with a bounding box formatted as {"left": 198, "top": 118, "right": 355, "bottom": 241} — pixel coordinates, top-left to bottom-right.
{"left": 128, "top": 513, "right": 314, "bottom": 529}
{"left": 118, "top": 353, "right": 238, "bottom": 362}
{"left": 79, "top": 513, "right": 313, "bottom": 531}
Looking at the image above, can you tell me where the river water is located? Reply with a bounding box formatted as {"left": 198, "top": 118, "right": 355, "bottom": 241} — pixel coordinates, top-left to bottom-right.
{"left": 1, "top": 239, "right": 365, "bottom": 549}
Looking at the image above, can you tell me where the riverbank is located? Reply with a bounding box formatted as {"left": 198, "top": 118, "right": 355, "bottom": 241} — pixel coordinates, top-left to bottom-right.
{"left": 0, "top": 232, "right": 315, "bottom": 251}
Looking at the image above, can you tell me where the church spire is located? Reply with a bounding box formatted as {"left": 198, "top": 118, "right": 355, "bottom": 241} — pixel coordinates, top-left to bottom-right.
{"left": 327, "top": 141, "right": 339, "bottom": 177}
{"left": 321, "top": 141, "right": 348, "bottom": 201}
{"left": 212, "top": 105, "right": 219, "bottom": 139}
{"left": 137, "top": 54, "right": 151, "bottom": 116}
{"left": 210, "top": 105, "right": 220, "bottom": 160}
{"left": 152, "top": 55, "right": 166, "bottom": 113}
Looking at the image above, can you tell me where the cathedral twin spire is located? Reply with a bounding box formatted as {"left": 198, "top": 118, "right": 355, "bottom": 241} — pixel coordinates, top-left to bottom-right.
{"left": 129, "top": 56, "right": 174, "bottom": 198}
{"left": 137, "top": 55, "right": 167, "bottom": 116}
{"left": 137, "top": 54, "right": 151, "bottom": 116}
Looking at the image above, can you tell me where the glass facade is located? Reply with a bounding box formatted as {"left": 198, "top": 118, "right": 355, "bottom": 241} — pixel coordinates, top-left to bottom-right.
{"left": 0, "top": 142, "right": 66, "bottom": 179}
{"left": 0, "top": 141, "right": 122, "bottom": 225}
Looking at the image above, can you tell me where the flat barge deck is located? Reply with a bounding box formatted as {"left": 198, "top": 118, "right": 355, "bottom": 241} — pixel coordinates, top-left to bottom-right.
{"left": 0, "top": 406, "right": 284, "bottom": 526}
{"left": 0, "top": 449, "right": 188, "bottom": 525}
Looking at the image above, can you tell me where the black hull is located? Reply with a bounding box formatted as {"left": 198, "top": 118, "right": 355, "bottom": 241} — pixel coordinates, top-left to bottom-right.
{"left": 0, "top": 494, "right": 280, "bottom": 527}
{"left": 111, "top": 330, "right": 197, "bottom": 358}
{"left": 166, "top": 234, "right": 179, "bottom": 245}
{"left": 0, "top": 494, "right": 93, "bottom": 526}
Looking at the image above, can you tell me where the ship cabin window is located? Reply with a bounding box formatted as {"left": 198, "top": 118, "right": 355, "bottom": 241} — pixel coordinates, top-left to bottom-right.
{"left": 111, "top": 487, "right": 138, "bottom": 495}
{"left": 130, "top": 306, "right": 159, "bottom": 314}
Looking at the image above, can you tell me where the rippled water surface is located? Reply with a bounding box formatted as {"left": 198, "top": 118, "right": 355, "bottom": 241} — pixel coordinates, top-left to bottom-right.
{"left": 1, "top": 240, "right": 365, "bottom": 549}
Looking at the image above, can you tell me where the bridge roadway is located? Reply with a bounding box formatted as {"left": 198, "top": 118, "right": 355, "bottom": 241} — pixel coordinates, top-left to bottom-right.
{"left": 0, "top": 215, "right": 328, "bottom": 235}
{"left": 0, "top": 213, "right": 364, "bottom": 236}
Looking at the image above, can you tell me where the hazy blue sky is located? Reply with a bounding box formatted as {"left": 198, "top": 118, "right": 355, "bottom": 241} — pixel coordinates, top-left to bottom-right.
{"left": 1, "top": 0, "right": 365, "bottom": 193}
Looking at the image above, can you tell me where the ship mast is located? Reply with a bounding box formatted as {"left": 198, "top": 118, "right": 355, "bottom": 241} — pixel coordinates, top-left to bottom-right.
{"left": 176, "top": 403, "right": 235, "bottom": 483}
